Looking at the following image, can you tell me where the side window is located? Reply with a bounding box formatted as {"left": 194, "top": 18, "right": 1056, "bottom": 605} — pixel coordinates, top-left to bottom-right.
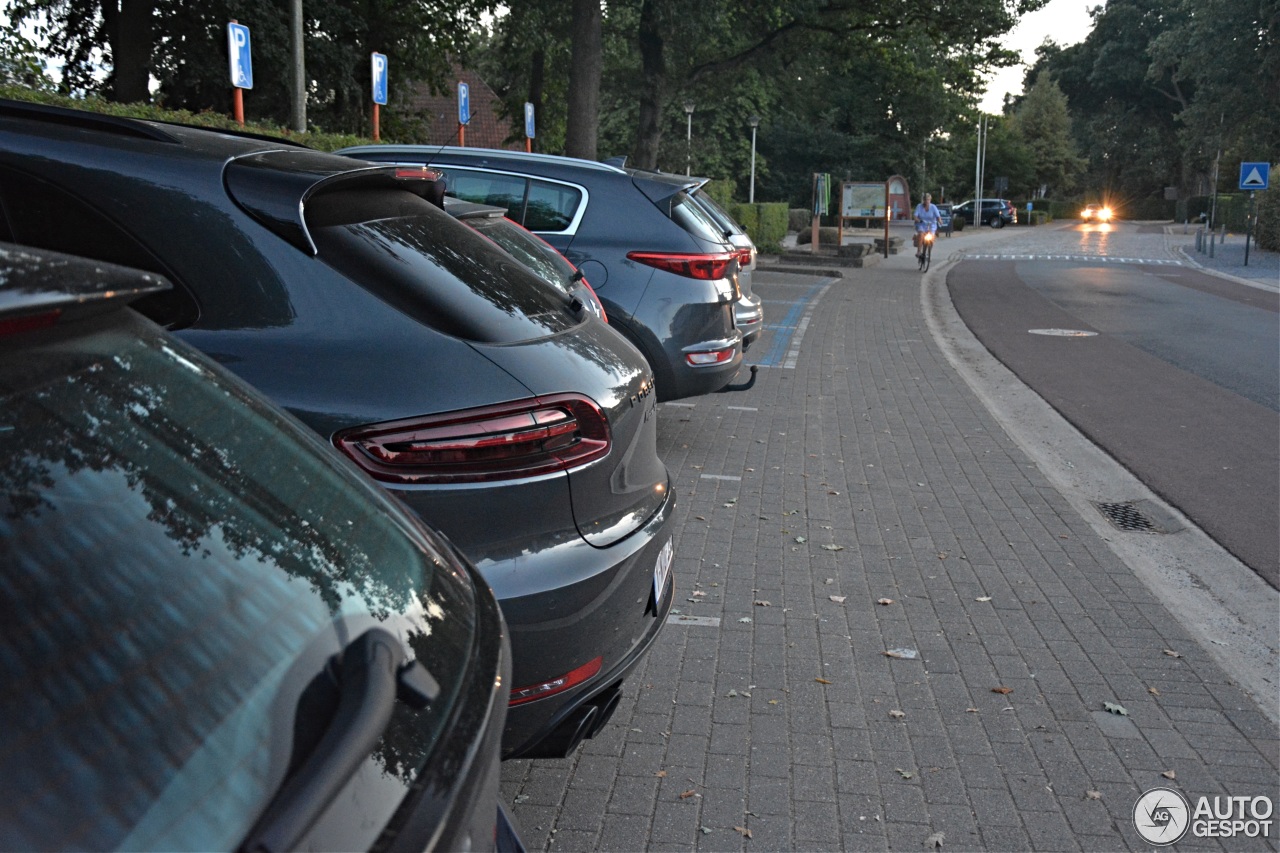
{"left": 444, "top": 170, "right": 527, "bottom": 219}
{"left": 524, "top": 180, "right": 581, "bottom": 233}
{"left": 0, "top": 166, "right": 198, "bottom": 329}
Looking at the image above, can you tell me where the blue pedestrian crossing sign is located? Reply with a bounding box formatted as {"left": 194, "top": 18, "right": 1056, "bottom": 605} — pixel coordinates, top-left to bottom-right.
{"left": 371, "top": 53, "right": 388, "bottom": 106}
{"left": 1239, "top": 162, "right": 1269, "bottom": 190}
{"left": 227, "top": 22, "right": 253, "bottom": 89}
{"left": 458, "top": 82, "right": 471, "bottom": 125}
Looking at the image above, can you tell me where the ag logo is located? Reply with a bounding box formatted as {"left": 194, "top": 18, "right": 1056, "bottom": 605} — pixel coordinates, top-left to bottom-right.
{"left": 1134, "top": 787, "right": 1190, "bottom": 845}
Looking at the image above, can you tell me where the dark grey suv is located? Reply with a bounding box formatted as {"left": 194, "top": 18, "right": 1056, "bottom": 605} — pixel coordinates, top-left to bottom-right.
{"left": 339, "top": 145, "right": 745, "bottom": 401}
{"left": 0, "top": 243, "right": 517, "bottom": 850}
{"left": 0, "top": 99, "right": 675, "bottom": 761}
{"left": 953, "top": 198, "right": 1017, "bottom": 228}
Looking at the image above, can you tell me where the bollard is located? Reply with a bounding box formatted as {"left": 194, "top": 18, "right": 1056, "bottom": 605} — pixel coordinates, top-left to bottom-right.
{"left": 1209, "top": 230, "right": 1215, "bottom": 258}
{"left": 1195, "top": 229, "right": 1202, "bottom": 252}
{"left": 1221, "top": 224, "right": 1227, "bottom": 243}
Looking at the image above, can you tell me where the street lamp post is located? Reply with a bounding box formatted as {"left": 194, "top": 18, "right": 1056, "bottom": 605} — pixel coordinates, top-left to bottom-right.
{"left": 684, "top": 101, "right": 695, "bottom": 176}
{"left": 748, "top": 114, "right": 761, "bottom": 203}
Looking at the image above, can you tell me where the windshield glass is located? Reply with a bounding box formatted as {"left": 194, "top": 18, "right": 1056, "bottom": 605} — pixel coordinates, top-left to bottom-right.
{"left": 670, "top": 191, "right": 728, "bottom": 245}
{"left": 0, "top": 313, "right": 474, "bottom": 850}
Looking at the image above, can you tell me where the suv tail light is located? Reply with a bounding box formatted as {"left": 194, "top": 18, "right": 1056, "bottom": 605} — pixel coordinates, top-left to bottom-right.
{"left": 335, "top": 394, "right": 611, "bottom": 484}
{"left": 627, "top": 251, "right": 735, "bottom": 281}
{"left": 735, "top": 247, "right": 755, "bottom": 268}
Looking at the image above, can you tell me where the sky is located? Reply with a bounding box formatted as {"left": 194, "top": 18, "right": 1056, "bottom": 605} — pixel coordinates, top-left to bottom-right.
{"left": 980, "top": 0, "right": 1099, "bottom": 113}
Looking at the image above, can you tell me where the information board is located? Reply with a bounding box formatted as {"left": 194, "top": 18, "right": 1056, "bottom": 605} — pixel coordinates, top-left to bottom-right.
{"left": 842, "top": 183, "right": 887, "bottom": 218}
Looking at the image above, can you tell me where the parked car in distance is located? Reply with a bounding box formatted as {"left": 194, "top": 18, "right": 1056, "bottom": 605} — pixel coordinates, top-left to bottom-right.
{"left": 338, "top": 145, "right": 745, "bottom": 400}
{"left": 682, "top": 183, "right": 764, "bottom": 348}
{"left": 1081, "top": 203, "right": 1113, "bottom": 222}
{"left": 0, "top": 242, "right": 518, "bottom": 851}
{"left": 952, "top": 198, "right": 1017, "bottom": 228}
{"left": 444, "top": 196, "right": 607, "bottom": 322}
{"left": 0, "top": 98, "right": 676, "bottom": 761}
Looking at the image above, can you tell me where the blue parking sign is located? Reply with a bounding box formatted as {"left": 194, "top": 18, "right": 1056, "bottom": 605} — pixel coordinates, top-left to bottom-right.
{"left": 458, "top": 82, "right": 471, "bottom": 125}
{"left": 227, "top": 22, "right": 253, "bottom": 89}
{"left": 524, "top": 102, "right": 536, "bottom": 139}
{"left": 371, "top": 53, "right": 388, "bottom": 106}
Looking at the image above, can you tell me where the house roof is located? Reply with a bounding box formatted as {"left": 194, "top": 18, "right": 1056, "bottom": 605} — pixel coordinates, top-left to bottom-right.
{"left": 400, "top": 68, "right": 524, "bottom": 151}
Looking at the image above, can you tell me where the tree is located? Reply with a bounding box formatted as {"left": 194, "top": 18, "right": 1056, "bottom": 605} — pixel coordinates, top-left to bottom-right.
{"left": 564, "top": 0, "right": 601, "bottom": 158}
{"left": 1012, "top": 72, "right": 1083, "bottom": 196}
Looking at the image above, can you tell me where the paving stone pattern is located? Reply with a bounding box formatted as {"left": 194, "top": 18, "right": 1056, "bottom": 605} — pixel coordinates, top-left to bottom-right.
{"left": 499, "top": 246, "right": 1279, "bottom": 851}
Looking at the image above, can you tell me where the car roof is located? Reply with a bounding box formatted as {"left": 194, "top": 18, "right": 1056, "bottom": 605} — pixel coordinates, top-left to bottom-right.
{"left": 339, "top": 145, "right": 631, "bottom": 178}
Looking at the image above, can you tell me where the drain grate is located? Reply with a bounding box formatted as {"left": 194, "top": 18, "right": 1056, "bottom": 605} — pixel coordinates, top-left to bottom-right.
{"left": 1093, "top": 500, "right": 1180, "bottom": 533}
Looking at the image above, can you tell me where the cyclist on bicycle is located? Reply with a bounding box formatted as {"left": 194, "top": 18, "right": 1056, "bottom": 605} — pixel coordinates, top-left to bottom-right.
{"left": 914, "top": 193, "right": 941, "bottom": 261}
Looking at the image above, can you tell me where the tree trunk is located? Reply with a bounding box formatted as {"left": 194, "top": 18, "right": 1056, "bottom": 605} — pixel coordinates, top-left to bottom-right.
{"left": 564, "top": 0, "right": 602, "bottom": 159}
{"left": 630, "top": 0, "right": 665, "bottom": 169}
{"left": 103, "top": 0, "right": 155, "bottom": 103}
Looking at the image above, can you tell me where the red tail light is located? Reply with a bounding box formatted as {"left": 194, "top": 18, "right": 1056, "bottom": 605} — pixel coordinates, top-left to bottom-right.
{"left": 0, "top": 309, "right": 61, "bottom": 337}
{"left": 508, "top": 656, "right": 603, "bottom": 706}
{"left": 627, "top": 251, "right": 735, "bottom": 281}
{"left": 735, "top": 246, "right": 755, "bottom": 268}
{"left": 334, "top": 394, "right": 611, "bottom": 484}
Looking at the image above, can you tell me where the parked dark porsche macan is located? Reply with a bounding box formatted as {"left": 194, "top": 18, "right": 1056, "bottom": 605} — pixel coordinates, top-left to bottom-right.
{"left": 338, "top": 145, "right": 746, "bottom": 401}
{"left": 0, "top": 99, "right": 676, "bottom": 760}
{"left": 0, "top": 243, "right": 518, "bottom": 850}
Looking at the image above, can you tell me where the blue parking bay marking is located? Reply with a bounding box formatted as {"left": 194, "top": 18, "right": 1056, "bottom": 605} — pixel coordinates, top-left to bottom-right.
{"left": 750, "top": 278, "right": 834, "bottom": 368}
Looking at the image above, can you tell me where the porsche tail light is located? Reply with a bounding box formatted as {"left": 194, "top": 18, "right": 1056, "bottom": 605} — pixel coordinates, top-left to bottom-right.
{"left": 508, "top": 656, "right": 603, "bottom": 706}
{"left": 335, "top": 394, "right": 611, "bottom": 484}
{"left": 627, "top": 251, "right": 735, "bottom": 281}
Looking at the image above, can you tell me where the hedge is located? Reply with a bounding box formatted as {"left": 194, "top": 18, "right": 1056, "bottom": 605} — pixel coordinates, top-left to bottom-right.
{"left": 1256, "top": 189, "right": 1279, "bottom": 251}
{"left": 728, "top": 202, "right": 787, "bottom": 252}
{"left": 0, "top": 84, "right": 373, "bottom": 152}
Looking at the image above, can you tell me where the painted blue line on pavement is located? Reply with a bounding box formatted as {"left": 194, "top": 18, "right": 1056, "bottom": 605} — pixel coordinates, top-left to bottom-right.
{"left": 749, "top": 278, "right": 833, "bottom": 368}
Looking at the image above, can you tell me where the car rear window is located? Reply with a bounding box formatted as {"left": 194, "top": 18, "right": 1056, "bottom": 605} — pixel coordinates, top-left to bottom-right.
{"left": 307, "top": 186, "right": 580, "bottom": 343}
{"left": 670, "top": 191, "right": 728, "bottom": 245}
{"left": 466, "top": 216, "right": 577, "bottom": 294}
{"left": 0, "top": 313, "right": 474, "bottom": 849}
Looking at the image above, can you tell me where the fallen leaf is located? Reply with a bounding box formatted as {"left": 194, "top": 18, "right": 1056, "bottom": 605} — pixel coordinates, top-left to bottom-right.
{"left": 889, "top": 709, "right": 906, "bottom": 719}
{"left": 825, "top": 578, "right": 836, "bottom": 585}
{"left": 828, "top": 490, "right": 840, "bottom": 495}
{"left": 829, "top": 595, "right": 847, "bottom": 604}
{"left": 514, "top": 794, "right": 530, "bottom": 804}
{"left": 768, "top": 699, "right": 780, "bottom": 705}
{"left": 815, "top": 677, "right": 832, "bottom": 685}
{"left": 734, "top": 826, "right": 753, "bottom": 839}
{"left": 877, "top": 598, "right": 895, "bottom": 605}
{"left": 694, "top": 516, "right": 706, "bottom": 521}
{"left": 1103, "top": 702, "right": 1129, "bottom": 716}
{"left": 884, "top": 648, "right": 919, "bottom": 659}
{"left": 925, "top": 830, "right": 945, "bottom": 849}
{"left": 795, "top": 536, "right": 807, "bottom": 543}
{"left": 679, "top": 789, "right": 698, "bottom": 799}
{"left": 1162, "top": 770, "right": 1176, "bottom": 780}
{"left": 895, "top": 768, "right": 914, "bottom": 779}
{"left": 655, "top": 770, "right": 667, "bottom": 778}
{"left": 1086, "top": 790, "right": 1102, "bottom": 801}
{"left": 691, "top": 590, "right": 707, "bottom": 597}
{"left": 975, "top": 596, "right": 992, "bottom": 602}
{"left": 754, "top": 600, "right": 772, "bottom": 607}
{"left": 1163, "top": 649, "right": 1182, "bottom": 658}
{"left": 966, "top": 708, "right": 979, "bottom": 713}
{"left": 726, "top": 689, "right": 738, "bottom": 698}
{"left": 1148, "top": 687, "right": 1161, "bottom": 696}
{"left": 991, "top": 686, "right": 1013, "bottom": 695}
{"left": 738, "top": 617, "right": 752, "bottom": 623}
{"left": 821, "top": 544, "right": 844, "bottom": 551}
{"left": 699, "top": 826, "right": 713, "bottom": 835}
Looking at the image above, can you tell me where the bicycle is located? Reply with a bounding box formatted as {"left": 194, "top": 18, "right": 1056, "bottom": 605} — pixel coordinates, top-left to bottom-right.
{"left": 916, "top": 229, "right": 935, "bottom": 272}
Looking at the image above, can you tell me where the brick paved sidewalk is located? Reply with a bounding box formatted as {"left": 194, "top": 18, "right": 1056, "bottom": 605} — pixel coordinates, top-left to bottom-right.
{"left": 499, "top": 257, "right": 1279, "bottom": 852}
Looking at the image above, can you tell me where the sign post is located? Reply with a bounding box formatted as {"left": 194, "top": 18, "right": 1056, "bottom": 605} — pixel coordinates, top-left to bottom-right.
{"left": 370, "top": 52, "right": 388, "bottom": 142}
{"left": 1239, "top": 162, "right": 1270, "bottom": 266}
{"left": 457, "top": 82, "right": 471, "bottom": 147}
{"left": 524, "top": 102, "right": 535, "bottom": 153}
{"left": 811, "top": 173, "right": 831, "bottom": 253}
{"left": 226, "top": 21, "right": 253, "bottom": 126}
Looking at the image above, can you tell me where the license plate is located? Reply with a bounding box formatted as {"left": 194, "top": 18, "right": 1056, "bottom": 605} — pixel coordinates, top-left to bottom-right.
{"left": 652, "top": 538, "right": 674, "bottom": 609}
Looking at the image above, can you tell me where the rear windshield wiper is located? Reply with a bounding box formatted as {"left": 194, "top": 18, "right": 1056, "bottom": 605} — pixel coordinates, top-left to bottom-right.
{"left": 240, "top": 628, "right": 439, "bottom": 853}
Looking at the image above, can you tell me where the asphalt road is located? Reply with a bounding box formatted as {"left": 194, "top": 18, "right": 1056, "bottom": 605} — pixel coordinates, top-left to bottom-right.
{"left": 947, "top": 221, "right": 1279, "bottom": 587}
